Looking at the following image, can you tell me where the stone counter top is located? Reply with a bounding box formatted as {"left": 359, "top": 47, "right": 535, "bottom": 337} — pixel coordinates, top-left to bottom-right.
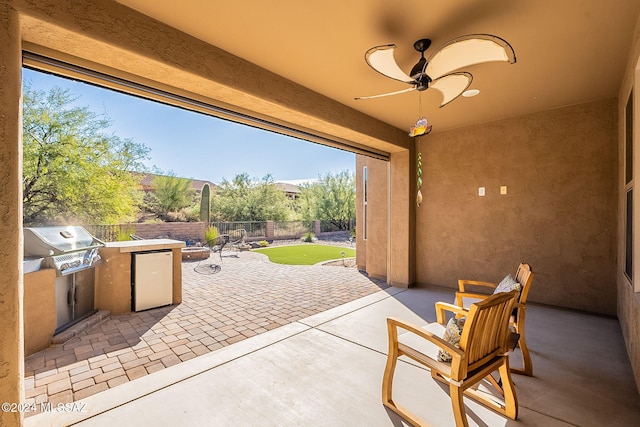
{"left": 103, "top": 239, "right": 185, "bottom": 253}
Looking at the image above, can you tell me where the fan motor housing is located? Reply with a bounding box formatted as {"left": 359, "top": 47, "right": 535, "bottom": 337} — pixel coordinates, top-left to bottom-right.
{"left": 415, "top": 74, "right": 431, "bottom": 91}
{"left": 411, "top": 38, "right": 432, "bottom": 86}
{"left": 413, "top": 38, "right": 432, "bottom": 52}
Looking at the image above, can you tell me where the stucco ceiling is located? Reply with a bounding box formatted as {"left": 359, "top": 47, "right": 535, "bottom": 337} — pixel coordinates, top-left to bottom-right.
{"left": 115, "top": 0, "right": 639, "bottom": 134}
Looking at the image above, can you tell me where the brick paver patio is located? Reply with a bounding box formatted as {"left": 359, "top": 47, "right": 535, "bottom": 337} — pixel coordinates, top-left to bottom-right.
{"left": 23, "top": 244, "right": 387, "bottom": 415}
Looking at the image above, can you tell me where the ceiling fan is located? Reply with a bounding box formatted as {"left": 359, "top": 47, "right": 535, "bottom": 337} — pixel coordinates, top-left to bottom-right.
{"left": 355, "top": 34, "right": 516, "bottom": 107}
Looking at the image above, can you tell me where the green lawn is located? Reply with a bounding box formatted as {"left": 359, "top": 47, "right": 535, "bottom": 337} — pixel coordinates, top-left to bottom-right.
{"left": 253, "top": 244, "right": 356, "bottom": 265}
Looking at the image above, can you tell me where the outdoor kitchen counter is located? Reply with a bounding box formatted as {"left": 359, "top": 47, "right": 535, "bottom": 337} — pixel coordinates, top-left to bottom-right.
{"left": 95, "top": 239, "right": 185, "bottom": 315}
{"left": 24, "top": 268, "right": 56, "bottom": 356}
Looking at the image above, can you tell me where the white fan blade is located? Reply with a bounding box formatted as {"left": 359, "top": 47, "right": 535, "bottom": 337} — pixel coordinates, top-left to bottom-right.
{"left": 365, "top": 44, "right": 415, "bottom": 83}
{"left": 426, "top": 34, "right": 516, "bottom": 80}
{"left": 354, "top": 86, "right": 416, "bottom": 100}
{"left": 430, "top": 72, "right": 473, "bottom": 107}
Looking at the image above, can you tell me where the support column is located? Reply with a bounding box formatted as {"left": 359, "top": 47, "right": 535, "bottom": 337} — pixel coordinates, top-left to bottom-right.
{"left": 265, "top": 221, "right": 274, "bottom": 240}
{"left": 0, "top": 2, "right": 25, "bottom": 426}
{"left": 387, "top": 149, "right": 416, "bottom": 287}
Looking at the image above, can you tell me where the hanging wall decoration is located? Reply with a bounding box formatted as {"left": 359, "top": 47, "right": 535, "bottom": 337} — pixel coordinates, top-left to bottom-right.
{"left": 410, "top": 117, "right": 431, "bottom": 207}
{"left": 409, "top": 94, "right": 432, "bottom": 207}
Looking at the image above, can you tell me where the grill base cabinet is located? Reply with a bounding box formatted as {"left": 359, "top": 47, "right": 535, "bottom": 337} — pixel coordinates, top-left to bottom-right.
{"left": 95, "top": 239, "right": 184, "bottom": 316}
{"left": 132, "top": 251, "right": 173, "bottom": 311}
{"left": 23, "top": 226, "right": 103, "bottom": 335}
{"left": 55, "top": 269, "right": 96, "bottom": 333}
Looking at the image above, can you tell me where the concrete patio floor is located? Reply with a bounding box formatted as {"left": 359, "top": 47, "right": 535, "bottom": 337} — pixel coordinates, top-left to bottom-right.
{"left": 26, "top": 278, "right": 640, "bottom": 426}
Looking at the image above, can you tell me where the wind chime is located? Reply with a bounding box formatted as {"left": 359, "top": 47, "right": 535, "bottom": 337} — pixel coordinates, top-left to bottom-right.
{"left": 408, "top": 93, "right": 432, "bottom": 207}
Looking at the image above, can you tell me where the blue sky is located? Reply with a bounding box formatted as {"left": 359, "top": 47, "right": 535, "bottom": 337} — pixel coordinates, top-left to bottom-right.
{"left": 22, "top": 68, "right": 354, "bottom": 184}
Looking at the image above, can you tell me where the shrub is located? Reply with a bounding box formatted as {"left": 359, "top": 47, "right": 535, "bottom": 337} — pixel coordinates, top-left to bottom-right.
{"left": 142, "top": 217, "right": 162, "bottom": 224}
{"left": 205, "top": 225, "right": 219, "bottom": 243}
{"left": 258, "top": 240, "right": 269, "bottom": 247}
{"left": 301, "top": 232, "right": 316, "bottom": 243}
{"left": 117, "top": 225, "right": 136, "bottom": 241}
{"left": 181, "top": 205, "right": 201, "bottom": 222}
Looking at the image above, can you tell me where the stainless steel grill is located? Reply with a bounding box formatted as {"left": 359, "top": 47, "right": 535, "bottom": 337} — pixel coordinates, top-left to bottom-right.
{"left": 24, "top": 226, "right": 103, "bottom": 275}
{"left": 23, "top": 226, "right": 104, "bottom": 333}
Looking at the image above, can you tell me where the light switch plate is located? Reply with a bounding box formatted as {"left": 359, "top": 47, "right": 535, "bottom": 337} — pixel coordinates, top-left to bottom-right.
{"left": 478, "top": 187, "right": 485, "bottom": 197}
{"left": 500, "top": 186, "right": 508, "bottom": 195}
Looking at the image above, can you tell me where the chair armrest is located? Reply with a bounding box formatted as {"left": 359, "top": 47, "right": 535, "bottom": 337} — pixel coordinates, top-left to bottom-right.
{"left": 434, "top": 301, "right": 469, "bottom": 325}
{"left": 454, "top": 291, "right": 493, "bottom": 308}
{"left": 458, "top": 279, "right": 498, "bottom": 292}
{"left": 386, "top": 317, "right": 463, "bottom": 363}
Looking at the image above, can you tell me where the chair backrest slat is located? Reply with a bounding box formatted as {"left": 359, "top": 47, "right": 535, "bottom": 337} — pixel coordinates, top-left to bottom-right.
{"left": 515, "top": 263, "right": 534, "bottom": 304}
{"left": 458, "top": 291, "right": 517, "bottom": 377}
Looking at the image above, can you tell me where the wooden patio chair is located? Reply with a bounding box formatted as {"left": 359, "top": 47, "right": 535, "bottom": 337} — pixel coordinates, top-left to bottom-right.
{"left": 455, "top": 263, "right": 534, "bottom": 376}
{"left": 382, "top": 291, "right": 519, "bottom": 427}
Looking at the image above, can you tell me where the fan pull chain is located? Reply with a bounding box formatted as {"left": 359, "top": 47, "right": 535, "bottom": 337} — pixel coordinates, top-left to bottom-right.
{"left": 416, "top": 136, "right": 423, "bottom": 207}
{"left": 416, "top": 92, "right": 424, "bottom": 207}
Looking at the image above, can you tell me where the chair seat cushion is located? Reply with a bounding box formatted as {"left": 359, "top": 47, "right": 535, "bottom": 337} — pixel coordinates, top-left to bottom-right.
{"left": 438, "top": 317, "right": 465, "bottom": 362}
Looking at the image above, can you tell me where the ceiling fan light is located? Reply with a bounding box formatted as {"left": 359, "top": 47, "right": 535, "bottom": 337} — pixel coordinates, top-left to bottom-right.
{"left": 426, "top": 34, "right": 516, "bottom": 80}
{"left": 462, "top": 89, "right": 480, "bottom": 97}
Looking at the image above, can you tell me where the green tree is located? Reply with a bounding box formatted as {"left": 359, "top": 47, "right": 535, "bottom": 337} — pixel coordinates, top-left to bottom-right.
{"left": 213, "top": 173, "right": 293, "bottom": 221}
{"left": 297, "top": 170, "right": 355, "bottom": 230}
{"left": 22, "top": 84, "right": 149, "bottom": 225}
{"left": 152, "top": 172, "right": 195, "bottom": 219}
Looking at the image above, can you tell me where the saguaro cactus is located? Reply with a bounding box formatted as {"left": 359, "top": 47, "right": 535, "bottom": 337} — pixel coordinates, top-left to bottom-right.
{"left": 199, "top": 183, "right": 210, "bottom": 223}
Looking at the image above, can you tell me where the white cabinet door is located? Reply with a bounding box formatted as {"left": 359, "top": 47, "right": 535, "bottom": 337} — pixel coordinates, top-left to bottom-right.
{"left": 134, "top": 251, "right": 173, "bottom": 311}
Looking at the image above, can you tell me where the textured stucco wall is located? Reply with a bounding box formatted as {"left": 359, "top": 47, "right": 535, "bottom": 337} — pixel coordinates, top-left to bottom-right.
{"left": 618, "top": 276, "right": 640, "bottom": 392}
{"left": 24, "top": 269, "right": 56, "bottom": 357}
{"left": 388, "top": 150, "right": 415, "bottom": 286}
{"left": 617, "top": 11, "right": 640, "bottom": 394}
{"left": 95, "top": 248, "right": 134, "bottom": 315}
{"left": 356, "top": 156, "right": 389, "bottom": 279}
{"left": 0, "top": 3, "right": 24, "bottom": 425}
{"left": 417, "top": 99, "right": 618, "bottom": 315}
